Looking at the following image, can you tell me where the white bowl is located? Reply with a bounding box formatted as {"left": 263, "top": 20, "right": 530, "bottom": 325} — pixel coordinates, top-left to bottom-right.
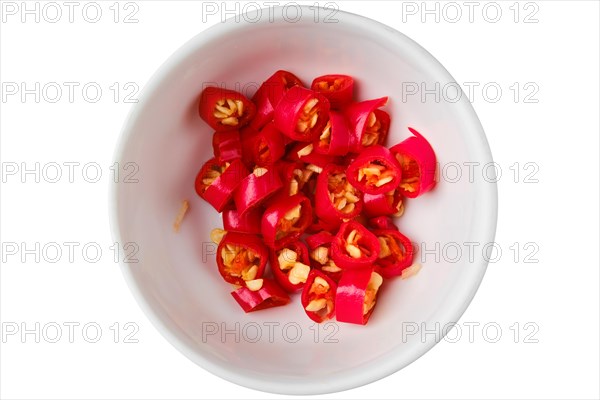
{"left": 110, "top": 7, "right": 497, "bottom": 395}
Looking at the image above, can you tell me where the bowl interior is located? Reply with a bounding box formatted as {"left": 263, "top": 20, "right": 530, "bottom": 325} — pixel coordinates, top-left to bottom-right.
{"left": 113, "top": 9, "right": 496, "bottom": 395}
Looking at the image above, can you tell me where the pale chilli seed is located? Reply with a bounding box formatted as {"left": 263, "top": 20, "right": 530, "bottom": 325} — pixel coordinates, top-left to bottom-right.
{"left": 210, "top": 228, "right": 227, "bottom": 244}
{"left": 253, "top": 167, "right": 268, "bottom": 177}
{"left": 245, "top": 279, "right": 264, "bottom": 291}
{"left": 346, "top": 244, "right": 362, "bottom": 259}
{"left": 305, "top": 298, "right": 327, "bottom": 312}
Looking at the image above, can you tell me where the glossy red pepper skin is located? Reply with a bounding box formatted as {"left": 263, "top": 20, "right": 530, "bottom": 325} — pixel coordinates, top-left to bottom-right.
{"left": 347, "top": 145, "right": 403, "bottom": 195}
{"left": 212, "top": 131, "right": 243, "bottom": 162}
{"left": 222, "top": 205, "right": 263, "bottom": 234}
{"left": 239, "top": 126, "right": 260, "bottom": 168}
{"left": 261, "top": 194, "right": 313, "bottom": 249}
{"left": 199, "top": 87, "right": 256, "bottom": 132}
{"left": 306, "top": 217, "right": 340, "bottom": 235}
{"left": 273, "top": 161, "right": 305, "bottom": 197}
{"left": 252, "top": 122, "right": 286, "bottom": 166}
{"left": 345, "top": 97, "right": 389, "bottom": 152}
{"left": 271, "top": 240, "right": 311, "bottom": 293}
{"left": 313, "top": 111, "right": 350, "bottom": 156}
{"left": 368, "top": 216, "right": 399, "bottom": 231}
{"left": 274, "top": 86, "right": 330, "bottom": 142}
{"left": 311, "top": 74, "right": 354, "bottom": 110}
{"left": 261, "top": 70, "right": 304, "bottom": 108}
{"left": 362, "top": 190, "right": 403, "bottom": 218}
{"left": 233, "top": 168, "right": 283, "bottom": 215}
{"left": 306, "top": 231, "right": 334, "bottom": 250}
{"left": 315, "top": 164, "right": 363, "bottom": 227}
{"left": 373, "top": 229, "right": 414, "bottom": 278}
{"left": 231, "top": 278, "right": 290, "bottom": 312}
{"left": 331, "top": 221, "right": 380, "bottom": 270}
{"left": 301, "top": 270, "right": 337, "bottom": 323}
{"left": 336, "top": 268, "right": 378, "bottom": 325}
{"left": 250, "top": 83, "right": 275, "bottom": 131}
{"left": 195, "top": 158, "right": 248, "bottom": 212}
{"left": 216, "top": 232, "right": 268, "bottom": 285}
{"left": 389, "top": 127, "right": 437, "bottom": 198}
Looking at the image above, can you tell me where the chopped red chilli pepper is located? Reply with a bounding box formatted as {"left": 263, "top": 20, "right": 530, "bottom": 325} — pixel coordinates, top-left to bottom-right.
{"left": 231, "top": 278, "right": 291, "bottom": 312}
{"left": 301, "top": 270, "right": 337, "bottom": 323}
{"left": 195, "top": 158, "right": 248, "bottom": 212}
{"left": 260, "top": 69, "right": 304, "bottom": 109}
{"left": 311, "top": 74, "right": 354, "bottom": 110}
{"left": 347, "top": 145, "right": 403, "bottom": 195}
{"left": 250, "top": 84, "right": 275, "bottom": 131}
{"left": 336, "top": 268, "right": 383, "bottom": 325}
{"left": 390, "top": 127, "right": 437, "bottom": 198}
{"left": 212, "top": 130, "right": 243, "bottom": 162}
{"left": 233, "top": 166, "right": 283, "bottom": 215}
{"left": 315, "top": 164, "right": 363, "bottom": 227}
{"left": 199, "top": 87, "right": 256, "bottom": 131}
{"left": 216, "top": 232, "right": 268, "bottom": 285}
{"left": 261, "top": 194, "right": 312, "bottom": 249}
{"left": 331, "top": 220, "right": 380, "bottom": 270}
{"left": 252, "top": 122, "right": 286, "bottom": 166}
{"left": 287, "top": 142, "right": 341, "bottom": 168}
{"left": 345, "top": 97, "right": 389, "bottom": 152}
{"left": 306, "top": 231, "right": 343, "bottom": 282}
{"left": 368, "top": 215, "right": 399, "bottom": 231}
{"left": 274, "top": 86, "right": 330, "bottom": 142}
{"left": 194, "top": 70, "right": 437, "bottom": 324}
{"left": 271, "top": 241, "right": 311, "bottom": 292}
{"left": 313, "top": 111, "right": 351, "bottom": 156}
{"left": 362, "top": 189, "right": 404, "bottom": 218}
{"left": 222, "top": 205, "right": 263, "bottom": 234}
{"left": 373, "top": 229, "right": 414, "bottom": 278}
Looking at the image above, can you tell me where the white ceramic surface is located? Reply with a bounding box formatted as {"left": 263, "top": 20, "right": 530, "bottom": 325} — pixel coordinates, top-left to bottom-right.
{"left": 110, "top": 7, "right": 497, "bottom": 395}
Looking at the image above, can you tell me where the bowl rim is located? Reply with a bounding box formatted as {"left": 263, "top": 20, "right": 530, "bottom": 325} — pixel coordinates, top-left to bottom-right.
{"left": 109, "top": 6, "right": 498, "bottom": 395}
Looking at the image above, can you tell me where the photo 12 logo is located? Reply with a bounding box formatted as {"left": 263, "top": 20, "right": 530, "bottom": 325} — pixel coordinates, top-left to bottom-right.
{"left": 1, "top": 1, "right": 140, "bottom": 23}
{"left": 200, "top": 1, "right": 340, "bottom": 24}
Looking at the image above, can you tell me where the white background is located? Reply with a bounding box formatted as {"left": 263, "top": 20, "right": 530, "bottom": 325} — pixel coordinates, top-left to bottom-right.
{"left": 1, "top": 1, "right": 599, "bottom": 399}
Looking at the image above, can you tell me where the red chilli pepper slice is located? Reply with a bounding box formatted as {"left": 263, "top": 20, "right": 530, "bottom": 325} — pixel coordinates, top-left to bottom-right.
{"left": 212, "top": 130, "right": 242, "bottom": 162}
{"left": 195, "top": 158, "right": 248, "bottom": 212}
{"left": 313, "top": 111, "right": 350, "bottom": 156}
{"left": 347, "top": 145, "right": 402, "bottom": 195}
{"left": 239, "top": 125, "right": 260, "bottom": 168}
{"left": 199, "top": 87, "right": 256, "bottom": 132}
{"left": 306, "top": 231, "right": 343, "bottom": 282}
{"left": 233, "top": 166, "right": 283, "bottom": 215}
{"left": 331, "top": 221, "right": 380, "bottom": 270}
{"left": 315, "top": 164, "right": 363, "bottom": 227}
{"left": 362, "top": 189, "right": 404, "bottom": 218}
{"left": 368, "top": 216, "right": 399, "bottom": 231}
{"left": 252, "top": 122, "right": 286, "bottom": 166}
{"left": 261, "top": 194, "right": 312, "bottom": 249}
{"left": 311, "top": 74, "right": 354, "bottom": 110}
{"left": 271, "top": 241, "right": 311, "bottom": 292}
{"left": 274, "top": 86, "right": 330, "bottom": 142}
{"left": 250, "top": 84, "right": 275, "bottom": 131}
{"left": 276, "top": 161, "right": 305, "bottom": 197}
{"left": 390, "top": 127, "right": 437, "bottom": 198}
{"left": 345, "top": 97, "right": 389, "bottom": 152}
{"left": 217, "top": 232, "right": 268, "bottom": 285}
{"left": 336, "top": 268, "right": 383, "bottom": 325}
{"left": 231, "top": 278, "right": 290, "bottom": 313}
{"left": 222, "top": 205, "right": 263, "bottom": 234}
{"left": 373, "top": 229, "right": 414, "bottom": 278}
{"left": 261, "top": 69, "right": 304, "bottom": 109}
{"left": 301, "top": 270, "right": 337, "bottom": 323}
